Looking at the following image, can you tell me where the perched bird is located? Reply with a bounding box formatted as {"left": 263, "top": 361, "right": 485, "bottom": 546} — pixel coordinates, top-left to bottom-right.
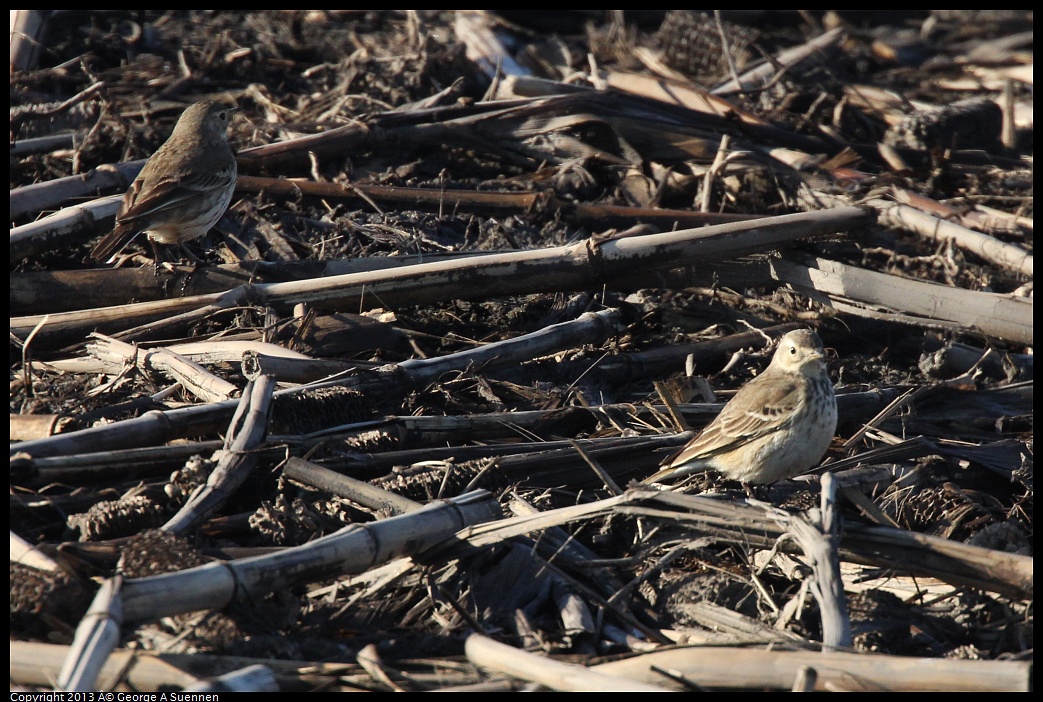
{"left": 90, "top": 100, "right": 239, "bottom": 265}
{"left": 643, "top": 329, "right": 837, "bottom": 487}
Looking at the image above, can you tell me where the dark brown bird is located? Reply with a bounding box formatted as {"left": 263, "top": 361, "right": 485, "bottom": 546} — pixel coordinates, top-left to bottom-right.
{"left": 90, "top": 100, "right": 238, "bottom": 264}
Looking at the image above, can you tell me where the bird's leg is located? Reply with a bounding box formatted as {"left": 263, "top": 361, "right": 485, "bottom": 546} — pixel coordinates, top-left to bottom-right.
{"left": 177, "top": 242, "right": 206, "bottom": 275}
{"left": 149, "top": 238, "right": 164, "bottom": 276}
{"left": 179, "top": 242, "right": 203, "bottom": 265}
{"left": 741, "top": 482, "right": 773, "bottom": 500}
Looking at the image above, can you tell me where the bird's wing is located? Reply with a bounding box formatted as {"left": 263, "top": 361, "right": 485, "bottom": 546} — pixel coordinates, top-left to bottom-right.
{"left": 116, "top": 164, "right": 235, "bottom": 226}
{"left": 663, "top": 374, "right": 803, "bottom": 467}
{"left": 715, "top": 375, "right": 803, "bottom": 441}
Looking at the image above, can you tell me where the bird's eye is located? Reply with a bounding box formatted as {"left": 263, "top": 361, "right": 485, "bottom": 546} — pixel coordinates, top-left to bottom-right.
{"left": 789, "top": 345, "right": 797, "bottom": 355}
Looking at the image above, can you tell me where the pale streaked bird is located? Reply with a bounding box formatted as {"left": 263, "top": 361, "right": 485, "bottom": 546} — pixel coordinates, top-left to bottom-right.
{"left": 90, "top": 100, "right": 238, "bottom": 265}
{"left": 643, "top": 329, "right": 837, "bottom": 487}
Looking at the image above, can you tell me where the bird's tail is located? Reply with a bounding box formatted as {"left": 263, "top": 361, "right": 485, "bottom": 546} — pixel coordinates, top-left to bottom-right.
{"left": 640, "top": 466, "right": 677, "bottom": 485}
{"left": 640, "top": 452, "right": 711, "bottom": 485}
{"left": 89, "top": 225, "right": 141, "bottom": 263}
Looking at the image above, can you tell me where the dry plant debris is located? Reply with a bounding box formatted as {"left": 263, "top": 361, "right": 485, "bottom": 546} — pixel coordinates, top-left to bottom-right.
{"left": 10, "top": 10, "right": 1032, "bottom": 693}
